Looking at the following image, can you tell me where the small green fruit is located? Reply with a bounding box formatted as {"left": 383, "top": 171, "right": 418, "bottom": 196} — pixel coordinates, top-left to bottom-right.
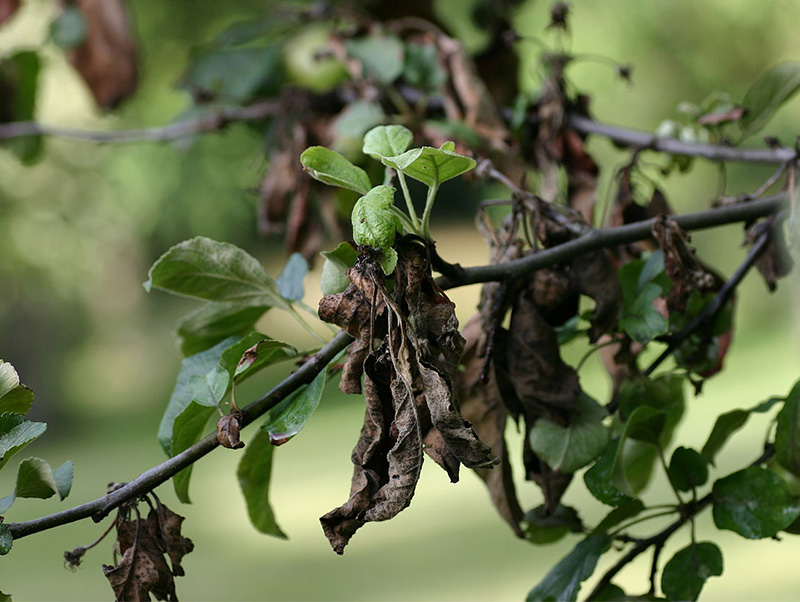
{"left": 284, "top": 25, "right": 348, "bottom": 92}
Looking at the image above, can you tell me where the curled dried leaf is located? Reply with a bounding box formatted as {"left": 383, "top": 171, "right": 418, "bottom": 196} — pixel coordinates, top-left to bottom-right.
{"left": 216, "top": 412, "right": 245, "bottom": 450}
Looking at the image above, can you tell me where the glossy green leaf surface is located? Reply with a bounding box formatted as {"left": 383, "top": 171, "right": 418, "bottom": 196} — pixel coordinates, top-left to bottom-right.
{"left": 667, "top": 446, "right": 709, "bottom": 492}
{"left": 661, "top": 542, "right": 723, "bottom": 601}
{"left": 382, "top": 145, "right": 476, "bottom": 188}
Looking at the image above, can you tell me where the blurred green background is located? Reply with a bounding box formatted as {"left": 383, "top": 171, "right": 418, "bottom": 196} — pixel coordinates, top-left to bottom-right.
{"left": 0, "top": 0, "right": 799, "bottom": 600}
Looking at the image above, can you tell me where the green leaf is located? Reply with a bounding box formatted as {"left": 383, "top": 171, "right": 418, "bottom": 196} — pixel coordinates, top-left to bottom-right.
{"left": 618, "top": 282, "right": 668, "bottom": 344}
{"left": 0, "top": 493, "right": 15, "bottom": 513}
{"left": 345, "top": 32, "right": 405, "bottom": 84}
{"left": 0, "top": 361, "right": 34, "bottom": 416}
{"left": 181, "top": 45, "right": 283, "bottom": 103}
{"left": 526, "top": 535, "right": 612, "bottom": 601}
{"left": 330, "top": 100, "right": 385, "bottom": 159}
{"left": 171, "top": 402, "right": 216, "bottom": 503}
{"left": 276, "top": 253, "right": 308, "bottom": 302}
{"left": 176, "top": 300, "right": 270, "bottom": 356}
{"left": 262, "top": 365, "right": 327, "bottom": 445}
{"left": 145, "top": 237, "right": 287, "bottom": 308}
{"left": 50, "top": 5, "right": 88, "bottom": 48}
{"left": 584, "top": 437, "right": 633, "bottom": 506}
{"left": 592, "top": 499, "right": 646, "bottom": 534}
{"left": 382, "top": 145, "right": 476, "bottom": 188}
{"left": 740, "top": 62, "right": 800, "bottom": 138}
{"left": 231, "top": 337, "right": 297, "bottom": 381}
{"left": 667, "top": 447, "right": 708, "bottom": 492}
{"left": 362, "top": 125, "right": 414, "bottom": 160}
{"left": 53, "top": 460, "right": 73, "bottom": 500}
{"left": 379, "top": 247, "right": 398, "bottom": 275}
{"left": 529, "top": 394, "right": 610, "bottom": 474}
{"left": 352, "top": 185, "right": 399, "bottom": 248}
{"left": 661, "top": 542, "right": 723, "bottom": 601}
{"left": 403, "top": 42, "right": 447, "bottom": 91}
{"left": 712, "top": 466, "right": 800, "bottom": 538}
{"left": 320, "top": 242, "right": 358, "bottom": 295}
{"left": 14, "top": 458, "right": 57, "bottom": 499}
{"left": 0, "top": 51, "right": 43, "bottom": 163}
{"left": 237, "top": 429, "right": 287, "bottom": 538}
{"left": 702, "top": 397, "right": 781, "bottom": 465}
{"left": 592, "top": 583, "right": 628, "bottom": 601}
{"left": 610, "top": 407, "right": 667, "bottom": 497}
{"left": 776, "top": 380, "right": 800, "bottom": 476}
{"left": 523, "top": 504, "right": 583, "bottom": 545}
{"left": 300, "top": 146, "right": 372, "bottom": 194}
{"left": 0, "top": 524, "right": 11, "bottom": 555}
{"left": 158, "top": 337, "right": 240, "bottom": 455}
{"left": 0, "top": 413, "right": 47, "bottom": 472}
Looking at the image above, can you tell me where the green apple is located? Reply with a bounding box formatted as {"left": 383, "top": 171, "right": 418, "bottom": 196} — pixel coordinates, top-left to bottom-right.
{"left": 284, "top": 25, "right": 348, "bottom": 92}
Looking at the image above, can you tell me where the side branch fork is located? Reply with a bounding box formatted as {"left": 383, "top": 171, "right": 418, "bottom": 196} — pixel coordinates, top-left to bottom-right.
{"left": 4, "top": 193, "right": 787, "bottom": 540}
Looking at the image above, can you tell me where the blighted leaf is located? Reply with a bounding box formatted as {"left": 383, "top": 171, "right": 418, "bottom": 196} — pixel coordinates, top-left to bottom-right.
{"left": 300, "top": 146, "right": 372, "bottom": 194}
{"left": 0, "top": 361, "right": 34, "bottom": 415}
{"left": 67, "top": 0, "right": 138, "bottom": 109}
{"left": 776, "top": 380, "right": 800, "bottom": 476}
{"left": 262, "top": 363, "right": 327, "bottom": 446}
{"left": 526, "top": 535, "right": 612, "bottom": 601}
{"left": 592, "top": 498, "right": 646, "bottom": 534}
{"left": 346, "top": 31, "right": 404, "bottom": 84}
{"left": 667, "top": 447, "right": 708, "bottom": 492}
{"left": 152, "top": 499, "right": 194, "bottom": 576}
{"left": 740, "top": 62, "right": 800, "bottom": 138}
{"left": 523, "top": 504, "right": 583, "bottom": 545}
{"left": 158, "top": 337, "right": 240, "bottom": 455}
{"left": 0, "top": 51, "right": 43, "bottom": 163}
{"left": 176, "top": 300, "right": 270, "bottom": 356}
{"left": 362, "top": 124, "right": 413, "bottom": 160}
{"left": 15, "top": 458, "right": 58, "bottom": 499}
{"left": 403, "top": 42, "right": 447, "bottom": 91}
{"left": 50, "top": 5, "right": 88, "bottom": 49}
{"left": 237, "top": 429, "right": 287, "bottom": 537}
{"left": 528, "top": 394, "right": 610, "bottom": 473}
{"left": 661, "top": 542, "right": 723, "bottom": 601}
{"left": 0, "top": 413, "right": 47, "bottom": 472}
{"left": 171, "top": 402, "right": 216, "bottom": 503}
{"left": 276, "top": 253, "right": 308, "bottom": 302}
{"left": 351, "top": 185, "right": 398, "bottom": 248}
{"left": 183, "top": 45, "right": 282, "bottom": 103}
{"left": 145, "top": 237, "right": 287, "bottom": 308}
{"left": 584, "top": 437, "right": 633, "bottom": 506}
{"left": 232, "top": 337, "right": 296, "bottom": 381}
{"left": 382, "top": 145, "right": 476, "bottom": 188}
{"left": 320, "top": 242, "right": 359, "bottom": 295}
{"left": 701, "top": 397, "right": 781, "bottom": 465}
{"left": 216, "top": 412, "right": 244, "bottom": 449}
{"left": 712, "top": 467, "right": 800, "bottom": 538}
{"left": 0, "top": 524, "right": 11, "bottom": 555}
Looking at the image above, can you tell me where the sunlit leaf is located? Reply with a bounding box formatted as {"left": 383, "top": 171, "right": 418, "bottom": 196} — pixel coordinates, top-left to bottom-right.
{"left": 382, "top": 145, "right": 476, "bottom": 188}
{"left": 300, "top": 146, "right": 372, "bottom": 194}
{"left": 526, "top": 535, "right": 612, "bottom": 601}
{"left": 362, "top": 125, "right": 414, "bottom": 160}
{"left": 0, "top": 413, "right": 47, "bottom": 472}
{"left": 237, "top": 429, "right": 286, "bottom": 538}
{"left": 712, "top": 467, "right": 800, "bottom": 539}
{"left": 0, "top": 361, "right": 34, "bottom": 416}
{"left": 661, "top": 542, "right": 723, "bottom": 601}
{"left": 740, "top": 62, "right": 800, "bottom": 138}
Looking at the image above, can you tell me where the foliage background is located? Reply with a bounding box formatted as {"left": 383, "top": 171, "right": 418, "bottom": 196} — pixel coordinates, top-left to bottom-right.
{"left": 0, "top": 0, "right": 798, "bottom": 599}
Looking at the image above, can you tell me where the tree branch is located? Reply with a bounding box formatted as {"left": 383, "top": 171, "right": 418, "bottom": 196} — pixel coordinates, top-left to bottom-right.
{"left": 0, "top": 101, "right": 281, "bottom": 144}
{"left": 4, "top": 192, "right": 787, "bottom": 541}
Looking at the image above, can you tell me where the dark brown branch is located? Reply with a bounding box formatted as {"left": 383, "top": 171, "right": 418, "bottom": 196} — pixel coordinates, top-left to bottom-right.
{"left": 0, "top": 101, "right": 281, "bottom": 144}
{"left": 6, "top": 330, "right": 353, "bottom": 539}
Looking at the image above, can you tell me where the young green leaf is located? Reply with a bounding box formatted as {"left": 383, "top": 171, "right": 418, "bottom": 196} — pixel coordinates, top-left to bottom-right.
{"left": 0, "top": 524, "right": 11, "bottom": 555}
{"left": 379, "top": 247, "right": 398, "bottom": 276}
{"left": 526, "top": 535, "right": 612, "bottom": 601}
{"left": 0, "top": 361, "right": 34, "bottom": 416}
{"left": 667, "top": 446, "right": 709, "bottom": 492}
{"left": 528, "top": 394, "right": 610, "bottom": 474}
{"left": 262, "top": 365, "right": 327, "bottom": 446}
{"left": 0, "top": 413, "right": 47, "bottom": 472}
{"left": 275, "top": 253, "right": 308, "bottom": 302}
{"left": 145, "top": 237, "right": 288, "bottom": 308}
{"left": 14, "top": 458, "right": 58, "bottom": 499}
{"left": 712, "top": 467, "right": 800, "bottom": 538}
{"left": 362, "top": 124, "right": 414, "bottom": 160}
{"left": 775, "top": 380, "right": 800, "bottom": 476}
{"left": 176, "top": 300, "right": 270, "bottom": 357}
{"left": 345, "top": 32, "right": 405, "bottom": 84}
{"left": 351, "top": 185, "right": 399, "bottom": 248}
{"left": 237, "top": 429, "right": 287, "bottom": 538}
{"left": 740, "top": 62, "right": 800, "bottom": 138}
{"left": 320, "top": 242, "right": 359, "bottom": 295}
{"left": 300, "top": 146, "right": 372, "bottom": 194}
{"left": 701, "top": 397, "right": 782, "bottom": 465}
{"left": 381, "top": 144, "right": 476, "bottom": 188}
{"left": 661, "top": 542, "right": 723, "bottom": 601}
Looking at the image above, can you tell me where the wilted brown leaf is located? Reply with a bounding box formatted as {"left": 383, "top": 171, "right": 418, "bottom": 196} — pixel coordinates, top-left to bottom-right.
{"left": 0, "top": 0, "right": 19, "bottom": 26}
{"left": 67, "top": 0, "right": 138, "bottom": 109}
{"left": 152, "top": 500, "right": 194, "bottom": 577}
{"left": 216, "top": 412, "right": 244, "bottom": 450}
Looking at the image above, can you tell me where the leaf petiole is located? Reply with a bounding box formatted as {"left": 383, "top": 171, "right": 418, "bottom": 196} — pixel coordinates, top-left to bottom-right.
{"left": 396, "top": 171, "right": 421, "bottom": 231}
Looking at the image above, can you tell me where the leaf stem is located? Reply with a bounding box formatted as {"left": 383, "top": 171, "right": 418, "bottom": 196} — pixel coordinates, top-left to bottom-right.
{"left": 396, "top": 172, "right": 421, "bottom": 231}
{"left": 421, "top": 180, "right": 439, "bottom": 239}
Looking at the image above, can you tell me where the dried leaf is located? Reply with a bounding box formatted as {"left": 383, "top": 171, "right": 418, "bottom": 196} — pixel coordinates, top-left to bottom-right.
{"left": 152, "top": 500, "right": 194, "bottom": 577}
{"left": 571, "top": 249, "right": 622, "bottom": 342}
{"left": 67, "top": 0, "right": 138, "bottom": 109}
{"left": 216, "top": 412, "right": 244, "bottom": 449}
{"left": 749, "top": 219, "right": 794, "bottom": 291}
